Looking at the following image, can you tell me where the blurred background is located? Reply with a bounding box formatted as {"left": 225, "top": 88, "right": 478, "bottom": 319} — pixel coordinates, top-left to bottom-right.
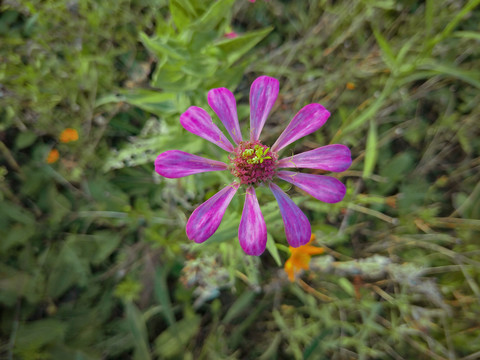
{"left": 1, "top": 0, "right": 479, "bottom": 359}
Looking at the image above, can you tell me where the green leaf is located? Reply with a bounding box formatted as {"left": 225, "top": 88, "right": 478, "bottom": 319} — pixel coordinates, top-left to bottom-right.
{"left": 303, "top": 329, "right": 332, "bottom": 360}
{"left": 46, "top": 242, "right": 90, "bottom": 298}
{"left": 169, "top": 0, "right": 196, "bottom": 31}
{"left": 154, "top": 315, "right": 201, "bottom": 358}
{"left": 259, "top": 333, "right": 281, "bottom": 360}
{"left": 15, "top": 131, "right": 37, "bottom": 149}
{"left": 102, "top": 134, "right": 203, "bottom": 171}
{"left": 180, "top": 54, "right": 218, "bottom": 78}
{"left": 151, "top": 64, "right": 202, "bottom": 91}
{"left": 222, "top": 290, "right": 257, "bottom": 324}
{"left": 203, "top": 212, "right": 238, "bottom": 245}
{"left": 420, "top": 61, "right": 480, "bottom": 89}
{"left": 372, "top": 27, "right": 396, "bottom": 71}
{"left": 125, "top": 302, "right": 152, "bottom": 360}
{"left": 154, "top": 267, "right": 176, "bottom": 326}
{"left": 363, "top": 119, "right": 378, "bottom": 178}
{"left": 90, "top": 231, "right": 122, "bottom": 265}
{"left": 429, "top": 0, "right": 480, "bottom": 47}
{"left": 338, "top": 277, "right": 355, "bottom": 297}
{"left": 217, "top": 27, "right": 273, "bottom": 66}
{"left": 1, "top": 224, "right": 35, "bottom": 253}
{"left": 0, "top": 201, "right": 35, "bottom": 226}
{"left": 190, "top": 0, "right": 235, "bottom": 32}
{"left": 139, "top": 32, "right": 189, "bottom": 60}
{"left": 425, "top": 0, "right": 434, "bottom": 35}
{"left": 396, "top": 34, "right": 418, "bottom": 66}
{"left": 342, "top": 78, "right": 394, "bottom": 135}
{"left": 453, "top": 30, "right": 480, "bottom": 40}
{"left": 266, "top": 233, "right": 281, "bottom": 266}
{"left": 14, "top": 319, "right": 67, "bottom": 350}
{"left": 97, "top": 89, "right": 178, "bottom": 116}
{"left": 0, "top": 266, "right": 31, "bottom": 305}
{"left": 119, "top": 89, "right": 178, "bottom": 115}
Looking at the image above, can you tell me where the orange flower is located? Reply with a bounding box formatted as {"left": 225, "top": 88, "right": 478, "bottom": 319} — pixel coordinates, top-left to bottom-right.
{"left": 59, "top": 128, "right": 79, "bottom": 143}
{"left": 284, "top": 234, "right": 324, "bottom": 282}
{"left": 46, "top": 148, "right": 59, "bottom": 164}
{"left": 346, "top": 82, "right": 355, "bottom": 90}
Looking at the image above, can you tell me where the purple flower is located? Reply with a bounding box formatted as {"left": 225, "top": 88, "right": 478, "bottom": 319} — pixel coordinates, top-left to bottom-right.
{"left": 155, "top": 76, "right": 351, "bottom": 256}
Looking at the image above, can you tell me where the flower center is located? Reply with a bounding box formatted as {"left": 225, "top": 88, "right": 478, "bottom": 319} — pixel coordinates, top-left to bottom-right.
{"left": 230, "top": 141, "right": 277, "bottom": 185}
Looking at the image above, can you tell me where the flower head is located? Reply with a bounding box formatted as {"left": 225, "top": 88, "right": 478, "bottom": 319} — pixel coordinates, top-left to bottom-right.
{"left": 155, "top": 76, "right": 351, "bottom": 256}
{"left": 284, "top": 234, "right": 324, "bottom": 282}
{"left": 346, "top": 82, "right": 356, "bottom": 90}
{"left": 46, "top": 148, "right": 59, "bottom": 164}
{"left": 59, "top": 128, "right": 79, "bottom": 143}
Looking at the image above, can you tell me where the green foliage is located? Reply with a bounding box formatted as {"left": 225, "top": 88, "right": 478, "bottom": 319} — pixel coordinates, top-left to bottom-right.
{"left": 1, "top": 0, "right": 480, "bottom": 359}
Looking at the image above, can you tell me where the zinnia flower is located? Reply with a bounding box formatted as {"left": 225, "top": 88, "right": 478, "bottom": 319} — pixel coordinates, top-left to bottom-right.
{"left": 46, "top": 148, "right": 60, "bottom": 164}
{"left": 284, "top": 234, "right": 324, "bottom": 282}
{"left": 155, "top": 76, "right": 351, "bottom": 256}
{"left": 59, "top": 128, "right": 79, "bottom": 143}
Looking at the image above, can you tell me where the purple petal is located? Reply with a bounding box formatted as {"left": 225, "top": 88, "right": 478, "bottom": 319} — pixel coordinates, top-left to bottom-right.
{"left": 238, "top": 186, "right": 267, "bottom": 256}
{"left": 180, "top": 106, "right": 234, "bottom": 152}
{"left": 277, "top": 144, "right": 352, "bottom": 172}
{"left": 277, "top": 170, "right": 346, "bottom": 204}
{"left": 186, "top": 183, "right": 239, "bottom": 243}
{"left": 250, "top": 76, "right": 279, "bottom": 141}
{"left": 271, "top": 104, "right": 330, "bottom": 152}
{"left": 268, "top": 182, "right": 311, "bottom": 248}
{"left": 155, "top": 150, "right": 228, "bottom": 178}
{"left": 208, "top": 88, "right": 243, "bottom": 144}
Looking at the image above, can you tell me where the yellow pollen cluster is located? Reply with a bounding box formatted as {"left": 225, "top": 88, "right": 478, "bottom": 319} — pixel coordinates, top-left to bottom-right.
{"left": 242, "top": 145, "right": 272, "bottom": 164}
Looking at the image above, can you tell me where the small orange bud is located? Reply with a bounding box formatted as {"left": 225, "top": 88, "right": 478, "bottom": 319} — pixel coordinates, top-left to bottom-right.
{"left": 46, "top": 149, "right": 59, "bottom": 164}
{"left": 59, "top": 128, "right": 79, "bottom": 143}
{"left": 346, "top": 82, "right": 356, "bottom": 90}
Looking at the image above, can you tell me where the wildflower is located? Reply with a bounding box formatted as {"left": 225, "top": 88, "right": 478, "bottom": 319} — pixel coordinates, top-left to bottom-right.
{"left": 59, "top": 128, "right": 79, "bottom": 143}
{"left": 284, "top": 234, "right": 324, "bottom": 282}
{"left": 155, "top": 76, "right": 351, "bottom": 256}
{"left": 346, "top": 82, "right": 356, "bottom": 90}
{"left": 46, "top": 148, "right": 59, "bottom": 164}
